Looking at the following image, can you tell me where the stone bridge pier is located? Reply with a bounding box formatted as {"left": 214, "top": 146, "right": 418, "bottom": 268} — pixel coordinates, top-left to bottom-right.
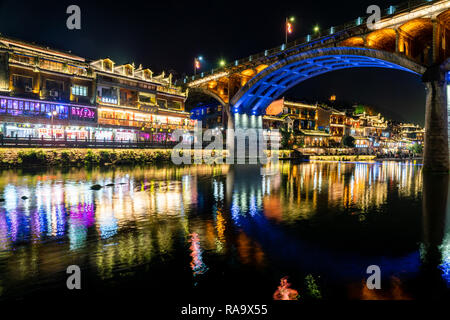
{"left": 423, "top": 64, "right": 450, "bottom": 172}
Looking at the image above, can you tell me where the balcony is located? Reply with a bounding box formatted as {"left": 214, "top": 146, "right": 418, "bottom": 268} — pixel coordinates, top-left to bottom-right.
{"left": 41, "top": 89, "right": 70, "bottom": 102}
{"left": 156, "top": 85, "right": 186, "bottom": 97}
{"left": 9, "top": 56, "right": 89, "bottom": 77}
{"left": 98, "top": 117, "right": 194, "bottom": 131}
{"left": 11, "top": 87, "right": 39, "bottom": 99}
{"left": 119, "top": 99, "right": 139, "bottom": 108}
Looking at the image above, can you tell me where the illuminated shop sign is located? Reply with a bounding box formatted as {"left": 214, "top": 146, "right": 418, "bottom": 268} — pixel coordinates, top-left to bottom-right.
{"left": 71, "top": 106, "right": 95, "bottom": 119}
{"left": 100, "top": 97, "right": 118, "bottom": 104}
{"left": 0, "top": 96, "right": 96, "bottom": 122}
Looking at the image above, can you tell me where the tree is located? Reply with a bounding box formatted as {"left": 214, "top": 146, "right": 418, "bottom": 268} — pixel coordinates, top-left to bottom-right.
{"left": 409, "top": 143, "right": 423, "bottom": 155}
{"left": 280, "top": 127, "right": 294, "bottom": 149}
{"left": 342, "top": 135, "right": 355, "bottom": 148}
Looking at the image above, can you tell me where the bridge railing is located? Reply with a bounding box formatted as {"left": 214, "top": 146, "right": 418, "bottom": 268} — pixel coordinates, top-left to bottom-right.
{"left": 181, "top": 0, "right": 442, "bottom": 85}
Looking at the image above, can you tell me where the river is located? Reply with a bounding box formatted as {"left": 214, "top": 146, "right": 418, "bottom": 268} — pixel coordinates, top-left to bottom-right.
{"left": 0, "top": 160, "right": 448, "bottom": 301}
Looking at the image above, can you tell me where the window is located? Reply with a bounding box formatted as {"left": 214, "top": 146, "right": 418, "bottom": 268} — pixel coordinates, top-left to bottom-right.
{"left": 125, "top": 66, "right": 133, "bottom": 76}
{"left": 99, "top": 87, "right": 118, "bottom": 104}
{"left": 139, "top": 93, "right": 156, "bottom": 104}
{"left": 67, "top": 65, "right": 85, "bottom": 75}
{"left": 157, "top": 99, "right": 167, "bottom": 109}
{"left": 100, "top": 87, "right": 117, "bottom": 98}
{"left": 11, "top": 54, "right": 33, "bottom": 64}
{"left": 45, "top": 79, "right": 63, "bottom": 92}
{"left": 72, "top": 85, "right": 88, "bottom": 97}
{"left": 40, "top": 59, "right": 63, "bottom": 71}
{"left": 104, "top": 60, "right": 113, "bottom": 72}
{"left": 167, "top": 100, "right": 182, "bottom": 110}
{"left": 13, "top": 75, "right": 33, "bottom": 90}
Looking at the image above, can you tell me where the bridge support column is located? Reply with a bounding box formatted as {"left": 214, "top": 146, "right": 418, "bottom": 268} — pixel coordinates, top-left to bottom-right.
{"left": 225, "top": 104, "right": 235, "bottom": 157}
{"left": 422, "top": 65, "right": 449, "bottom": 172}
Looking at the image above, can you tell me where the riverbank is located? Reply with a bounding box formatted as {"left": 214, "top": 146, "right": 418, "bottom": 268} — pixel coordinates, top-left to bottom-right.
{"left": 0, "top": 148, "right": 421, "bottom": 168}
{"left": 309, "top": 155, "right": 422, "bottom": 162}
{"left": 309, "top": 155, "right": 377, "bottom": 161}
{"left": 0, "top": 148, "right": 295, "bottom": 168}
{"left": 0, "top": 148, "right": 175, "bottom": 168}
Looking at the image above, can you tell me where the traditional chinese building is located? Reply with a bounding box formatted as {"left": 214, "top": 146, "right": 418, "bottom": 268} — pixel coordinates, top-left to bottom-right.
{"left": 0, "top": 35, "right": 97, "bottom": 139}
{"left": 90, "top": 58, "right": 193, "bottom": 142}
{"left": 0, "top": 34, "right": 195, "bottom": 142}
{"left": 265, "top": 98, "right": 331, "bottom": 147}
{"left": 394, "top": 123, "right": 425, "bottom": 145}
{"left": 329, "top": 109, "right": 349, "bottom": 144}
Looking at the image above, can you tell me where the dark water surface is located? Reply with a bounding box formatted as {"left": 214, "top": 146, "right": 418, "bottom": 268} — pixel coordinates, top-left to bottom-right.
{"left": 0, "top": 161, "right": 449, "bottom": 301}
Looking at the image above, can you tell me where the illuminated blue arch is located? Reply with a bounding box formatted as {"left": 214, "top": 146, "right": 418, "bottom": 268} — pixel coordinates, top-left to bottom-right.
{"left": 230, "top": 47, "right": 426, "bottom": 115}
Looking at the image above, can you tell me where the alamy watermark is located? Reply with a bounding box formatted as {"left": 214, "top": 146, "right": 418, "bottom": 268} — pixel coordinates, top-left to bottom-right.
{"left": 367, "top": 5, "right": 381, "bottom": 30}
{"left": 171, "top": 121, "right": 281, "bottom": 165}
{"left": 366, "top": 265, "right": 381, "bottom": 289}
{"left": 66, "top": 265, "right": 81, "bottom": 290}
{"left": 66, "top": 5, "right": 81, "bottom": 30}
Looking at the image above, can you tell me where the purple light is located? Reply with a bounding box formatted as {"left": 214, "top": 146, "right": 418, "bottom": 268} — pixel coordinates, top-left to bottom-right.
{"left": 71, "top": 106, "right": 95, "bottom": 119}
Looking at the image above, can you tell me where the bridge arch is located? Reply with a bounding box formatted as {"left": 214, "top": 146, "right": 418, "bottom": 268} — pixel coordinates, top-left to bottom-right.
{"left": 437, "top": 9, "right": 450, "bottom": 61}
{"left": 230, "top": 47, "right": 426, "bottom": 115}
{"left": 366, "top": 29, "right": 396, "bottom": 51}
{"left": 398, "top": 18, "right": 433, "bottom": 61}
{"left": 186, "top": 87, "right": 227, "bottom": 108}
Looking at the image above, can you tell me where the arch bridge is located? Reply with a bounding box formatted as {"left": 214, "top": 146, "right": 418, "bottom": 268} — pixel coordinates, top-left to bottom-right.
{"left": 184, "top": 0, "right": 450, "bottom": 172}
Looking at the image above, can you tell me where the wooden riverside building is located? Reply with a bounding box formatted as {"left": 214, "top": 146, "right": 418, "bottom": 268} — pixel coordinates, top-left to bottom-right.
{"left": 0, "top": 35, "right": 194, "bottom": 142}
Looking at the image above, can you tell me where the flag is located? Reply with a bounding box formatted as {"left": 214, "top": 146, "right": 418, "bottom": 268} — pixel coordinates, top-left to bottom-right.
{"left": 195, "top": 58, "right": 201, "bottom": 69}
{"left": 287, "top": 22, "right": 293, "bottom": 34}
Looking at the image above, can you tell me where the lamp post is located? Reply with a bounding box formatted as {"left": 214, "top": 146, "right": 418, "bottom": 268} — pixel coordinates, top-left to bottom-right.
{"left": 48, "top": 110, "right": 57, "bottom": 139}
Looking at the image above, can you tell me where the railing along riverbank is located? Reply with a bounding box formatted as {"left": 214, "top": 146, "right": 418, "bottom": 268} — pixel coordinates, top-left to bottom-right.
{"left": 0, "top": 136, "right": 179, "bottom": 149}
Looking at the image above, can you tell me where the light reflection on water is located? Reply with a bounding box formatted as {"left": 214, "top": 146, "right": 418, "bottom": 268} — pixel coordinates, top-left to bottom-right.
{"left": 0, "top": 160, "right": 448, "bottom": 300}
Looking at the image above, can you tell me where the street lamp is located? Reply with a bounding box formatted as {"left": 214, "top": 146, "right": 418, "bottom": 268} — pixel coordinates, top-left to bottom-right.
{"left": 285, "top": 16, "right": 295, "bottom": 44}
{"left": 48, "top": 110, "right": 57, "bottom": 139}
{"left": 313, "top": 25, "right": 320, "bottom": 36}
{"left": 219, "top": 59, "right": 226, "bottom": 67}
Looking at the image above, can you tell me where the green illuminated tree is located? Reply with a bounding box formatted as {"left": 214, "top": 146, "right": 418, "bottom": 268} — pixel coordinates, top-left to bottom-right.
{"left": 342, "top": 135, "right": 355, "bottom": 148}
{"left": 280, "top": 127, "right": 294, "bottom": 149}
{"left": 305, "top": 274, "right": 322, "bottom": 299}
{"left": 409, "top": 143, "right": 423, "bottom": 155}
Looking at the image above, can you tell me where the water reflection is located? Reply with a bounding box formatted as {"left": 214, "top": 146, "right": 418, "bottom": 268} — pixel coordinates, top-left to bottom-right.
{"left": 0, "top": 160, "right": 448, "bottom": 300}
{"left": 420, "top": 173, "right": 450, "bottom": 296}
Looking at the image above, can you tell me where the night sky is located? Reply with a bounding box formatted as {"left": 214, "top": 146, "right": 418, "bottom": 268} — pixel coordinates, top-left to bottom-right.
{"left": 0, "top": 0, "right": 426, "bottom": 125}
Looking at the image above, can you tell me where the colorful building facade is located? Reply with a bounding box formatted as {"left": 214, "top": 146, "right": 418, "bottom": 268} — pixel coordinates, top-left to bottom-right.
{"left": 0, "top": 35, "right": 194, "bottom": 142}
{"left": 265, "top": 98, "right": 331, "bottom": 147}
{"left": 91, "top": 58, "right": 193, "bottom": 142}
{"left": 263, "top": 97, "right": 424, "bottom": 152}
{"left": 190, "top": 102, "right": 225, "bottom": 130}
{"left": 0, "top": 36, "right": 98, "bottom": 139}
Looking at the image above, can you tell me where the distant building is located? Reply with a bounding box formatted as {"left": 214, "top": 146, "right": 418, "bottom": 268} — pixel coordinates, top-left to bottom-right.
{"left": 190, "top": 102, "right": 225, "bottom": 130}
{"left": 394, "top": 123, "right": 425, "bottom": 144}
{"left": 330, "top": 109, "right": 348, "bottom": 144}
{"left": 263, "top": 97, "right": 423, "bottom": 153}
{"left": 265, "top": 98, "right": 331, "bottom": 147}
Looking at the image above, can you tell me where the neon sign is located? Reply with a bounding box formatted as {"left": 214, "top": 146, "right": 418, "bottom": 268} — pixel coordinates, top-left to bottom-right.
{"left": 71, "top": 106, "right": 95, "bottom": 119}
